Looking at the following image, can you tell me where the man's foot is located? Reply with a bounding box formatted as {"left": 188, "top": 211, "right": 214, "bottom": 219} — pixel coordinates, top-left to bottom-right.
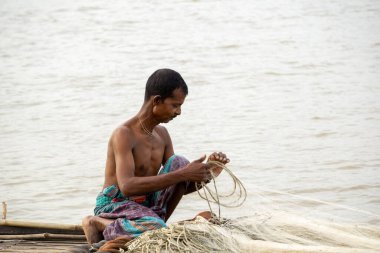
{"left": 192, "top": 211, "right": 214, "bottom": 220}
{"left": 89, "top": 240, "right": 106, "bottom": 252}
{"left": 82, "top": 215, "right": 113, "bottom": 244}
{"left": 192, "top": 211, "right": 230, "bottom": 225}
{"left": 98, "top": 236, "right": 131, "bottom": 253}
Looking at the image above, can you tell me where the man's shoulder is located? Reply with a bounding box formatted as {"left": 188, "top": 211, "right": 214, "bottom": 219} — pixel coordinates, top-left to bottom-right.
{"left": 155, "top": 125, "right": 170, "bottom": 136}
{"left": 113, "top": 124, "right": 133, "bottom": 136}
{"left": 111, "top": 124, "right": 135, "bottom": 146}
{"left": 155, "top": 125, "right": 172, "bottom": 146}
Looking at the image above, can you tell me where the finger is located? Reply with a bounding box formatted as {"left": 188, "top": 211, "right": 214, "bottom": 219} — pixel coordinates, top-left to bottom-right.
{"left": 193, "top": 154, "right": 206, "bottom": 163}
{"left": 208, "top": 153, "right": 216, "bottom": 161}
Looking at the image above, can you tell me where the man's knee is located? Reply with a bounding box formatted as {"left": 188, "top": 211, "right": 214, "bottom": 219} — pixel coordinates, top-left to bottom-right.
{"left": 82, "top": 215, "right": 93, "bottom": 227}
{"left": 82, "top": 215, "right": 103, "bottom": 229}
{"left": 173, "top": 155, "right": 190, "bottom": 164}
{"left": 170, "top": 155, "right": 190, "bottom": 171}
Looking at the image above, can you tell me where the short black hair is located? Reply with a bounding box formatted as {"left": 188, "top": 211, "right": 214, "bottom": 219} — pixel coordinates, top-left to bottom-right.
{"left": 144, "top": 69, "right": 188, "bottom": 102}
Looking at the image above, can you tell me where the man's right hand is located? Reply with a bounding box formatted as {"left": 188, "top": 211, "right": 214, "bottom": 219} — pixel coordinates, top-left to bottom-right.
{"left": 179, "top": 154, "right": 211, "bottom": 183}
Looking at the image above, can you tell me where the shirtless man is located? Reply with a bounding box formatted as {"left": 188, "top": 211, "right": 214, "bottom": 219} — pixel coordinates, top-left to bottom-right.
{"left": 82, "top": 69, "right": 229, "bottom": 245}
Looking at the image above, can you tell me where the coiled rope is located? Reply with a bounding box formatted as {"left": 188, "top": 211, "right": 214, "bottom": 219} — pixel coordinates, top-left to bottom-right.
{"left": 195, "top": 160, "right": 247, "bottom": 220}
{"left": 121, "top": 162, "right": 247, "bottom": 252}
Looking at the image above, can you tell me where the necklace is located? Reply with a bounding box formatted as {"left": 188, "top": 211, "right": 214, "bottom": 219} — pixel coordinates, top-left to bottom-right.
{"left": 138, "top": 117, "right": 153, "bottom": 136}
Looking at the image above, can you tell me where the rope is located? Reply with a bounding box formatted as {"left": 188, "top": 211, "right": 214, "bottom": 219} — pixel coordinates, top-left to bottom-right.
{"left": 122, "top": 217, "right": 241, "bottom": 253}
{"left": 195, "top": 160, "right": 247, "bottom": 220}
{"left": 120, "top": 161, "right": 247, "bottom": 252}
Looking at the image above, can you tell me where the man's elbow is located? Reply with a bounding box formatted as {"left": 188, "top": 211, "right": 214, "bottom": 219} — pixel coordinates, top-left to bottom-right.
{"left": 120, "top": 184, "right": 135, "bottom": 197}
{"left": 119, "top": 179, "right": 136, "bottom": 197}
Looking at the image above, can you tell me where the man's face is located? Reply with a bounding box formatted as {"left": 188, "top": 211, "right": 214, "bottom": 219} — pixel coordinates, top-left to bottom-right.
{"left": 154, "top": 88, "right": 186, "bottom": 123}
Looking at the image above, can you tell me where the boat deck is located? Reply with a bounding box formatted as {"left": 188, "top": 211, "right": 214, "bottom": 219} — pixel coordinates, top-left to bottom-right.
{"left": 0, "top": 219, "right": 88, "bottom": 252}
{"left": 0, "top": 239, "right": 88, "bottom": 253}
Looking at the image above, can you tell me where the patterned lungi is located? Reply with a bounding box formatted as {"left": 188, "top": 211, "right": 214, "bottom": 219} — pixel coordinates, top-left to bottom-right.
{"left": 94, "top": 155, "right": 190, "bottom": 241}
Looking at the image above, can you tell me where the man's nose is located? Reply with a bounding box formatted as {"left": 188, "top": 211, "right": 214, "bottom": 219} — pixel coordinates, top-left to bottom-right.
{"left": 176, "top": 107, "right": 181, "bottom": 115}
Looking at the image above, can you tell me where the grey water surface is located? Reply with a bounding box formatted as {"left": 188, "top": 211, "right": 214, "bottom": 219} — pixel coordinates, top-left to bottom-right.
{"left": 1, "top": 0, "right": 379, "bottom": 224}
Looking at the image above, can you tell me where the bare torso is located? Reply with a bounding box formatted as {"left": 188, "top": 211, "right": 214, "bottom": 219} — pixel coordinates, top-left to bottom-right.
{"left": 102, "top": 118, "right": 172, "bottom": 190}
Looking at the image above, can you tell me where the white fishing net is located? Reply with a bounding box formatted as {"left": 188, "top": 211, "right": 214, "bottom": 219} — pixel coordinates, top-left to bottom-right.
{"left": 119, "top": 213, "right": 379, "bottom": 252}
{"left": 119, "top": 162, "right": 380, "bottom": 253}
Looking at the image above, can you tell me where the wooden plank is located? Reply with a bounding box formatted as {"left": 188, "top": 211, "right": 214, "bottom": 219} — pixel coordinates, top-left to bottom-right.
{"left": 0, "top": 233, "right": 86, "bottom": 240}
{"left": 0, "top": 226, "right": 84, "bottom": 235}
{"left": 0, "top": 220, "right": 83, "bottom": 232}
{"left": 0, "top": 220, "right": 87, "bottom": 252}
{"left": 0, "top": 220, "right": 84, "bottom": 235}
{"left": 0, "top": 239, "right": 88, "bottom": 253}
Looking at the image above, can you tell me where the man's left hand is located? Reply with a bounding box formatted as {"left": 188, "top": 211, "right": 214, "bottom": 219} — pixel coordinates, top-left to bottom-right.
{"left": 206, "top": 152, "right": 230, "bottom": 179}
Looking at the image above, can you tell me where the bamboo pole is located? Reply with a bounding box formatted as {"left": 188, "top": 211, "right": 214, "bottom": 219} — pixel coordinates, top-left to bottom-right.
{"left": 0, "top": 219, "right": 83, "bottom": 232}
{"left": 0, "top": 233, "right": 86, "bottom": 240}
{"left": 2, "top": 202, "right": 6, "bottom": 220}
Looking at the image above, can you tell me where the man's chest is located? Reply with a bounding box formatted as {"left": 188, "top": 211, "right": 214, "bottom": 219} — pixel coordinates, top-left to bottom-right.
{"left": 132, "top": 135, "right": 166, "bottom": 176}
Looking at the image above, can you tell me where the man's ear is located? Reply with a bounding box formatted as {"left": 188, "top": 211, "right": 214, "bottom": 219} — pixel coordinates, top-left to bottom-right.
{"left": 153, "top": 95, "right": 162, "bottom": 106}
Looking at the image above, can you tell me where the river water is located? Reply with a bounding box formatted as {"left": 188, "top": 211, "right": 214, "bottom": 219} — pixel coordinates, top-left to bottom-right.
{"left": 0, "top": 0, "right": 379, "bottom": 226}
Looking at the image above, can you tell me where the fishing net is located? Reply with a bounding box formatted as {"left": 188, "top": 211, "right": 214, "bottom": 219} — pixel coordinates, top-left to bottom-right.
{"left": 119, "top": 162, "right": 380, "bottom": 253}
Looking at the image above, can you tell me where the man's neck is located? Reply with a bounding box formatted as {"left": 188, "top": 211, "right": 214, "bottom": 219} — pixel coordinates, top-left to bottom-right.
{"left": 136, "top": 105, "right": 159, "bottom": 133}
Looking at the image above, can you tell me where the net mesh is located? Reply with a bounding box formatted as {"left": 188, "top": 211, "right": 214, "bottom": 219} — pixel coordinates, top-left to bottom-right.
{"left": 119, "top": 162, "right": 380, "bottom": 252}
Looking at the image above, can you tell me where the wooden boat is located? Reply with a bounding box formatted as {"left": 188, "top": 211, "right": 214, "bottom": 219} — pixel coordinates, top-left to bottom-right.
{"left": 0, "top": 219, "right": 88, "bottom": 252}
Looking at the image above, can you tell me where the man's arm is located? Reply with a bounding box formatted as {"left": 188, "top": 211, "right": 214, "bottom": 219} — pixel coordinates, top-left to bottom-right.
{"left": 158, "top": 126, "right": 230, "bottom": 195}
{"left": 160, "top": 126, "right": 174, "bottom": 165}
{"left": 158, "top": 126, "right": 200, "bottom": 195}
{"left": 113, "top": 127, "right": 210, "bottom": 197}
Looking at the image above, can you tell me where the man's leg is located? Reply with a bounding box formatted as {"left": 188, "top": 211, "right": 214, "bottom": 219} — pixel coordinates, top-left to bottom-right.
{"left": 82, "top": 215, "right": 113, "bottom": 244}
{"left": 155, "top": 155, "right": 215, "bottom": 222}
{"left": 154, "top": 155, "right": 191, "bottom": 221}
{"left": 164, "top": 181, "right": 187, "bottom": 221}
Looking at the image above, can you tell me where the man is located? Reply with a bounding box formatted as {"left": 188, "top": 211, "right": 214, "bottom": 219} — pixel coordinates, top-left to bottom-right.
{"left": 82, "top": 69, "right": 229, "bottom": 246}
